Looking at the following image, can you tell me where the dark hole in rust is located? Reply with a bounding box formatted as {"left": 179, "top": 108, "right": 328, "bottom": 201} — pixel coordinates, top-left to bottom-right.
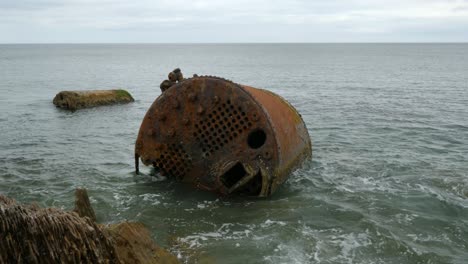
{"left": 221, "top": 162, "right": 246, "bottom": 188}
{"left": 247, "top": 129, "right": 267, "bottom": 149}
{"left": 233, "top": 171, "right": 263, "bottom": 196}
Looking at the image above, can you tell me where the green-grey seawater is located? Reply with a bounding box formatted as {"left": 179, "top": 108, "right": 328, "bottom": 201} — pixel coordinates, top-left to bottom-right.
{"left": 0, "top": 44, "right": 467, "bottom": 263}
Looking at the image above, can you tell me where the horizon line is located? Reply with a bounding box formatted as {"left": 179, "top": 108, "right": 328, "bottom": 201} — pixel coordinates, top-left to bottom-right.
{"left": 1, "top": 41, "right": 468, "bottom": 45}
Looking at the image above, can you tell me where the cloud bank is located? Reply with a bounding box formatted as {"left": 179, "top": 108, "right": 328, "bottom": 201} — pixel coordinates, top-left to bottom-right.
{"left": 1, "top": 0, "right": 467, "bottom": 43}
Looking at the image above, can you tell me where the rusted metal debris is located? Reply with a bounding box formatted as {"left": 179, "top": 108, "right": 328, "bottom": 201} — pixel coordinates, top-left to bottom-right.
{"left": 160, "top": 68, "right": 184, "bottom": 92}
{"left": 135, "top": 70, "right": 312, "bottom": 197}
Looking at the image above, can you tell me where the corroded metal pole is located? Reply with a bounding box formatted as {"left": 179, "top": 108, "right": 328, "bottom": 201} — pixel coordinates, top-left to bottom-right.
{"left": 135, "top": 74, "right": 311, "bottom": 197}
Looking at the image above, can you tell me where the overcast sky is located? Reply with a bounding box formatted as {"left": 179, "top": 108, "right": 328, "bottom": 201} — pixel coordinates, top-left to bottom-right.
{"left": 1, "top": 0, "right": 467, "bottom": 43}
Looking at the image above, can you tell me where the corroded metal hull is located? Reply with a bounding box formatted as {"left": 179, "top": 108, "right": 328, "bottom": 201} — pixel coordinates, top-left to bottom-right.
{"left": 135, "top": 76, "right": 311, "bottom": 197}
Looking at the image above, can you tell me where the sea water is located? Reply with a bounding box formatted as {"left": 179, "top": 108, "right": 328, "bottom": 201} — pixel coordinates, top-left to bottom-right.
{"left": 0, "top": 43, "right": 467, "bottom": 263}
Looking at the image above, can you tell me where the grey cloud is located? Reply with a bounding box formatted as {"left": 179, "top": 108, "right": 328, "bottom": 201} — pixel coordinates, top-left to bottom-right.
{"left": 0, "top": 0, "right": 64, "bottom": 10}
{"left": 0, "top": 0, "right": 467, "bottom": 43}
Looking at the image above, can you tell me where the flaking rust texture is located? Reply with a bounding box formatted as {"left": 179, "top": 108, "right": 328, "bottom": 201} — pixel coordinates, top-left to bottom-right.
{"left": 135, "top": 75, "right": 312, "bottom": 197}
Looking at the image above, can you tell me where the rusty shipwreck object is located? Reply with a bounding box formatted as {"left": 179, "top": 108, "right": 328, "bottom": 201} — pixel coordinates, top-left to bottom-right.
{"left": 0, "top": 189, "right": 179, "bottom": 264}
{"left": 53, "top": 89, "right": 134, "bottom": 111}
{"left": 135, "top": 71, "right": 311, "bottom": 197}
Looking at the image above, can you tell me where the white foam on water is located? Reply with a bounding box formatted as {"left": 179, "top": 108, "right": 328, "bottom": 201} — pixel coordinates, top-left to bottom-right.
{"left": 263, "top": 243, "right": 314, "bottom": 264}
{"left": 344, "top": 176, "right": 400, "bottom": 194}
{"left": 328, "top": 232, "right": 372, "bottom": 264}
{"left": 138, "top": 193, "right": 161, "bottom": 205}
{"left": 416, "top": 183, "right": 468, "bottom": 208}
{"left": 177, "top": 222, "right": 255, "bottom": 250}
{"left": 261, "top": 219, "right": 287, "bottom": 228}
{"left": 191, "top": 199, "right": 221, "bottom": 211}
{"left": 112, "top": 192, "right": 135, "bottom": 211}
{"left": 394, "top": 213, "right": 417, "bottom": 225}
{"left": 406, "top": 232, "right": 452, "bottom": 243}
{"left": 149, "top": 174, "right": 167, "bottom": 182}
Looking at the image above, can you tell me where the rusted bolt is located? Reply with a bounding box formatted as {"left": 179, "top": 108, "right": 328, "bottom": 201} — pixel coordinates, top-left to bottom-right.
{"left": 188, "top": 93, "right": 197, "bottom": 102}
{"left": 252, "top": 113, "right": 259, "bottom": 122}
{"left": 197, "top": 106, "right": 204, "bottom": 115}
{"left": 213, "top": 96, "right": 220, "bottom": 104}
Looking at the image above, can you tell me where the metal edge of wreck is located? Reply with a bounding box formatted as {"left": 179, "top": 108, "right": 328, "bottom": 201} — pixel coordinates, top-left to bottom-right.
{"left": 241, "top": 85, "right": 312, "bottom": 194}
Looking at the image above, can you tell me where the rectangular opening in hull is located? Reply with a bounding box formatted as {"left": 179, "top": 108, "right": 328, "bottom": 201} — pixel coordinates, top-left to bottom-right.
{"left": 221, "top": 162, "right": 247, "bottom": 188}
{"left": 233, "top": 171, "right": 263, "bottom": 196}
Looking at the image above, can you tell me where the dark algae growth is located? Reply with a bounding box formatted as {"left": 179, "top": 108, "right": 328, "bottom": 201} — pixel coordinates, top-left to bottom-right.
{"left": 115, "top": 89, "right": 132, "bottom": 99}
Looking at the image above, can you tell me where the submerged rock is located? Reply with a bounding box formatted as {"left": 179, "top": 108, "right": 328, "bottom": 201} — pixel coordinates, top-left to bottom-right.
{"left": 0, "top": 190, "right": 179, "bottom": 264}
{"left": 53, "top": 89, "right": 134, "bottom": 111}
{"left": 107, "top": 222, "right": 179, "bottom": 264}
{"left": 0, "top": 194, "right": 118, "bottom": 263}
{"left": 73, "top": 187, "right": 97, "bottom": 221}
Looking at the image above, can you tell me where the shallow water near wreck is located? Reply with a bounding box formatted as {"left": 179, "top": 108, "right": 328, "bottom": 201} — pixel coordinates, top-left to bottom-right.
{"left": 1, "top": 43, "right": 468, "bottom": 263}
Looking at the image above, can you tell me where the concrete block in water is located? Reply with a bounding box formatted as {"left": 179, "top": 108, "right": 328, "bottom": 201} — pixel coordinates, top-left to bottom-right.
{"left": 53, "top": 89, "right": 134, "bottom": 111}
